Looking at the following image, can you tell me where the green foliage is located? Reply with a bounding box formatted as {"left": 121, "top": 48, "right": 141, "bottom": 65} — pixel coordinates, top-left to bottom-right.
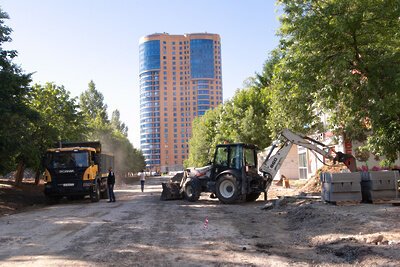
{"left": 186, "top": 82, "right": 272, "bottom": 167}
{"left": 26, "top": 83, "right": 86, "bottom": 171}
{"left": 229, "top": 85, "right": 272, "bottom": 148}
{"left": 80, "top": 80, "right": 109, "bottom": 124}
{"left": 111, "top": 109, "right": 128, "bottom": 137}
{"left": 0, "top": 8, "right": 37, "bottom": 174}
{"left": 185, "top": 107, "right": 220, "bottom": 167}
{"left": 272, "top": 0, "right": 400, "bottom": 161}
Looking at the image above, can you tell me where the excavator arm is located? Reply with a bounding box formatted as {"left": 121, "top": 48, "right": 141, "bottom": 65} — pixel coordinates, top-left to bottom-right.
{"left": 259, "top": 129, "right": 356, "bottom": 191}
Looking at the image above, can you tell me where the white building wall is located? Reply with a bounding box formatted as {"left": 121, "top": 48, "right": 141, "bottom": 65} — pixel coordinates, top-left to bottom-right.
{"left": 258, "top": 145, "right": 299, "bottom": 180}
{"left": 281, "top": 145, "right": 299, "bottom": 179}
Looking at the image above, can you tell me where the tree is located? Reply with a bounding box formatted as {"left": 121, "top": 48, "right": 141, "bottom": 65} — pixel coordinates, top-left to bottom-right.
{"left": 79, "top": 80, "right": 108, "bottom": 125}
{"left": 26, "top": 83, "right": 86, "bottom": 184}
{"left": 228, "top": 84, "right": 272, "bottom": 149}
{"left": 186, "top": 80, "right": 272, "bottom": 167}
{"left": 186, "top": 106, "right": 220, "bottom": 167}
{"left": 272, "top": 0, "right": 400, "bottom": 161}
{"left": 0, "top": 8, "right": 38, "bottom": 177}
{"left": 111, "top": 109, "right": 128, "bottom": 137}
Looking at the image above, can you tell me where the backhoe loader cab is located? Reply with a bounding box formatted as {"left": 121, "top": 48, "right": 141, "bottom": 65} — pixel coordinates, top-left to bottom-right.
{"left": 211, "top": 143, "right": 258, "bottom": 178}
{"left": 182, "top": 143, "right": 266, "bottom": 204}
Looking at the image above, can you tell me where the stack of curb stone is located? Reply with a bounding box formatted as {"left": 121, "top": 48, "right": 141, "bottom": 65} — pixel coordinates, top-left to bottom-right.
{"left": 360, "top": 171, "right": 399, "bottom": 202}
{"left": 320, "top": 172, "right": 362, "bottom": 203}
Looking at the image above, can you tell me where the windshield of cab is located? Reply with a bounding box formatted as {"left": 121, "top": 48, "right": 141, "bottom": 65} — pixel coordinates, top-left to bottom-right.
{"left": 244, "top": 148, "right": 256, "bottom": 167}
{"left": 214, "top": 145, "right": 242, "bottom": 170}
{"left": 45, "top": 151, "right": 89, "bottom": 169}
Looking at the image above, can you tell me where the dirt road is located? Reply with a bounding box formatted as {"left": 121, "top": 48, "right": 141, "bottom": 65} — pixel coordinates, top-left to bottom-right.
{"left": 0, "top": 176, "right": 399, "bottom": 266}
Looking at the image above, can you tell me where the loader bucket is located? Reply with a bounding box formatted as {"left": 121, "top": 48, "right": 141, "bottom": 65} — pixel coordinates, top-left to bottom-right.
{"left": 160, "top": 182, "right": 183, "bottom": 201}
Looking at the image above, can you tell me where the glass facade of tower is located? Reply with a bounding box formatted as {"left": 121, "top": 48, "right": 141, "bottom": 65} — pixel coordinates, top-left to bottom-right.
{"left": 139, "top": 40, "right": 160, "bottom": 72}
{"left": 139, "top": 40, "right": 161, "bottom": 168}
{"left": 190, "top": 39, "right": 214, "bottom": 79}
{"left": 139, "top": 33, "right": 222, "bottom": 171}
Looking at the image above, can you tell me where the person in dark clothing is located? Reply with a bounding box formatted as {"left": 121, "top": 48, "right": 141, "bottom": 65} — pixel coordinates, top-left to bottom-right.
{"left": 107, "top": 167, "right": 116, "bottom": 202}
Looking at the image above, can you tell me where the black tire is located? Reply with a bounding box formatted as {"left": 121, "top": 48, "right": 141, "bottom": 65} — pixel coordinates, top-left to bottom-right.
{"left": 45, "top": 195, "right": 61, "bottom": 205}
{"left": 246, "top": 192, "right": 261, "bottom": 202}
{"left": 90, "top": 182, "right": 100, "bottom": 202}
{"left": 183, "top": 178, "right": 201, "bottom": 202}
{"left": 100, "top": 183, "right": 110, "bottom": 199}
{"left": 215, "top": 174, "right": 241, "bottom": 204}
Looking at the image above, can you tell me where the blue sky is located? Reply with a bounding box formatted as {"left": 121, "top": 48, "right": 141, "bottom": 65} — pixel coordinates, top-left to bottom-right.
{"left": 1, "top": 0, "right": 281, "bottom": 148}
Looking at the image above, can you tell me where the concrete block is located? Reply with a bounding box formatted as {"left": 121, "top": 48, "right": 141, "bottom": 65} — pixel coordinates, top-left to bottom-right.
{"left": 323, "top": 181, "right": 361, "bottom": 193}
{"left": 329, "top": 192, "right": 362, "bottom": 202}
{"left": 371, "top": 179, "right": 396, "bottom": 190}
{"left": 361, "top": 172, "right": 370, "bottom": 181}
{"left": 320, "top": 172, "right": 325, "bottom": 182}
{"left": 362, "top": 189, "right": 397, "bottom": 202}
{"left": 369, "top": 171, "right": 399, "bottom": 181}
{"left": 321, "top": 183, "right": 329, "bottom": 201}
{"left": 360, "top": 171, "right": 399, "bottom": 201}
{"left": 321, "top": 182, "right": 362, "bottom": 202}
{"left": 370, "top": 190, "right": 397, "bottom": 200}
{"left": 323, "top": 172, "right": 361, "bottom": 183}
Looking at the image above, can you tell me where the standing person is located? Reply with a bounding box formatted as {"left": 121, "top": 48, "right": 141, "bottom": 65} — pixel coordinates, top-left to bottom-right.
{"left": 107, "top": 167, "right": 116, "bottom": 202}
{"left": 140, "top": 170, "right": 146, "bottom": 192}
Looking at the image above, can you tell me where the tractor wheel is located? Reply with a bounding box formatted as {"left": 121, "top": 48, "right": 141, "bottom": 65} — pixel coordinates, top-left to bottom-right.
{"left": 216, "top": 174, "right": 241, "bottom": 204}
{"left": 90, "top": 182, "right": 100, "bottom": 202}
{"left": 183, "top": 178, "right": 201, "bottom": 202}
{"left": 246, "top": 192, "right": 261, "bottom": 202}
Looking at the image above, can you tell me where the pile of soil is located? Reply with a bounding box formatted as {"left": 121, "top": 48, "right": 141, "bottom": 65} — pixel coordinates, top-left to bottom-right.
{"left": 298, "top": 162, "right": 348, "bottom": 193}
{"left": 0, "top": 178, "right": 45, "bottom": 216}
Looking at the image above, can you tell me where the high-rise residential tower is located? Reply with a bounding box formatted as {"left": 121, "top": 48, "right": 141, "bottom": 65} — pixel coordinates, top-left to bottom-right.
{"left": 139, "top": 33, "right": 223, "bottom": 172}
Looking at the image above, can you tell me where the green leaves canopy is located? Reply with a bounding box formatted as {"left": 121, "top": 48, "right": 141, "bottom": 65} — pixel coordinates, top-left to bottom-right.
{"left": 271, "top": 0, "right": 400, "bottom": 161}
{"left": 0, "top": 9, "right": 37, "bottom": 174}
{"left": 188, "top": 0, "right": 400, "bottom": 167}
{"left": 26, "top": 83, "right": 86, "bottom": 171}
{"left": 186, "top": 84, "right": 271, "bottom": 167}
{"left": 80, "top": 80, "right": 108, "bottom": 124}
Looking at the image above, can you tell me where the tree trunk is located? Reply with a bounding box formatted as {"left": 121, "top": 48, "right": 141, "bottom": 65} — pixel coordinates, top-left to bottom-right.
{"left": 15, "top": 162, "right": 25, "bottom": 187}
{"left": 34, "top": 171, "right": 42, "bottom": 185}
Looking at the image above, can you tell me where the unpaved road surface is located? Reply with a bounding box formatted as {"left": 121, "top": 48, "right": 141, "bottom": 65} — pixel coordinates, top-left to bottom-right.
{"left": 0, "top": 176, "right": 399, "bottom": 266}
